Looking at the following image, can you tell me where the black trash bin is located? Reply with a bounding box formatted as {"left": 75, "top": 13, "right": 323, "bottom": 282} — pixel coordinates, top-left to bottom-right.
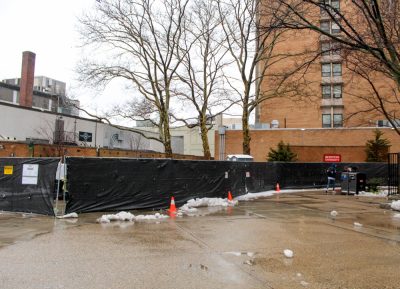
{"left": 341, "top": 172, "right": 366, "bottom": 195}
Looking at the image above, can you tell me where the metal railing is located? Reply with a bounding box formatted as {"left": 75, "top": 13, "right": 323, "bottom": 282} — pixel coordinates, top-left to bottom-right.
{"left": 388, "top": 153, "right": 399, "bottom": 195}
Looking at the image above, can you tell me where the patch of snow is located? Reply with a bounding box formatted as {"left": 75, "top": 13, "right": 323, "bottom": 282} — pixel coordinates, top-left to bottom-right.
{"left": 97, "top": 211, "right": 168, "bottom": 223}
{"left": 57, "top": 212, "right": 78, "bottom": 219}
{"left": 178, "top": 197, "right": 238, "bottom": 216}
{"left": 300, "top": 280, "right": 309, "bottom": 287}
{"left": 330, "top": 210, "right": 338, "bottom": 218}
{"left": 393, "top": 213, "right": 400, "bottom": 219}
{"left": 353, "top": 222, "right": 363, "bottom": 227}
{"left": 358, "top": 191, "right": 387, "bottom": 197}
{"left": 296, "top": 273, "right": 302, "bottom": 277}
{"left": 283, "top": 249, "right": 294, "bottom": 258}
{"left": 391, "top": 200, "right": 400, "bottom": 211}
{"left": 225, "top": 251, "right": 242, "bottom": 257}
{"left": 181, "top": 198, "right": 237, "bottom": 209}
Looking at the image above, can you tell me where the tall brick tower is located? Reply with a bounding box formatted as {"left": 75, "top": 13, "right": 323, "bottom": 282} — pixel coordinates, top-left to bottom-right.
{"left": 19, "top": 51, "right": 36, "bottom": 107}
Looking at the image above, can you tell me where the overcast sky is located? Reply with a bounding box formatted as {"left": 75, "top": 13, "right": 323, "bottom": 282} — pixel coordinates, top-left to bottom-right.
{"left": 0, "top": 0, "right": 245, "bottom": 124}
{"left": 0, "top": 0, "right": 130, "bottom": 113}
{"left": 0, "top": 0, "right": 87, "bottom": 82}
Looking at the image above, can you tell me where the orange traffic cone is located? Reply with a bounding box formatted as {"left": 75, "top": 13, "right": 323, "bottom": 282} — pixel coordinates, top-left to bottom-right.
{"left": 169, "top": 196, "right": 176, "bottom": 214}
{"left": 228, "top": 191, "right": 233, "bottom": 201}
{"left": 275, "top": 182, "right": 280, "bottom": 192}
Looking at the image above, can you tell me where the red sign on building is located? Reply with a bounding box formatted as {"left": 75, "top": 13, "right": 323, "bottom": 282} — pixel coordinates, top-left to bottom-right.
{"left": 323, "top": 154, "right": 341, "bottom": 162}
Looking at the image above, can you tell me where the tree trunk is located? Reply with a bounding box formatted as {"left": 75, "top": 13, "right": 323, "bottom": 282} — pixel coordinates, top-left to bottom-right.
{"left": 160, "top": 111, "right": 173, "bottom": 158}
{"left": 200, "top": 120, "right": 211, "bottom": 160}
{"left": 242, "top": 108, "right": 251, "bottom": 155}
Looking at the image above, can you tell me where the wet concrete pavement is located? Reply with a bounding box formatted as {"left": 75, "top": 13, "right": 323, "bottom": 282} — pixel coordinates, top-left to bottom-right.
{"left": 0, "top": 191, "right": 399, "bottom": 289}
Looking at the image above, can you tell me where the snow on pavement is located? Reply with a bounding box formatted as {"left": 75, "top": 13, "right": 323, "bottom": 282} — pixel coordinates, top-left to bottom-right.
{"left": 57, "top": 212, "right": 78, "bottom": 219}
{"left": 97, "top": 212, "right": 168, "bottom": 223}
{"left": 283, "top": 249, "right": 294, "bottom": 258}
{"left": 96, "top": 188, "right": 393, "bottom": 222}
{"left": 391, "top": 200, "right": 400, "bottom": 211}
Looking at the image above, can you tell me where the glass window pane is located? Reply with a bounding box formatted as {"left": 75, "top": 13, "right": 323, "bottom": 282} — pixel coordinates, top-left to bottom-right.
{"left": 333, "top": 114, "right": 343, "bottom": 127}
{"left": 332, "top": 63, "right": 341, "bottom": 76}
{"left": 321, "top": 42, "right": 330, "bottom": 56}
{"left": 331, "top": 0, "right": 340, "bottom": 9}
{"left": 322, "top": 85, "right": 331, "bottom": 98}
{"left": 322, "top": 114, "right": 331, "bottom": 128}
{"left": 333, "top": 85, "right": 342, "bottom": 98}
{"left": 320, "top": 22, "right": 330, "bottom": 33}
{"left": 331, "top": 22, "right": 340, "bottom": 34}
{"left": 322, "top": 64, "right": 331, "bottom": 77}
{"left": 331, "top": 42, "right": 341, "bottom": 55}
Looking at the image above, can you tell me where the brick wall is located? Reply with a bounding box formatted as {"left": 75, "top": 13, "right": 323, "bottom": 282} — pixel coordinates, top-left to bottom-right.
{"left": 215, "top": 128, "right": 400, "bottom": 162}
{"left": 0, "top": 141, "right": 207, "bottom": 160}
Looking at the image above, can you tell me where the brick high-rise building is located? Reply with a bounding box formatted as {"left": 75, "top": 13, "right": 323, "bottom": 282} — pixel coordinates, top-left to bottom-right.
{"left": 257, "top": 0, "right": 399, "bottom": 130}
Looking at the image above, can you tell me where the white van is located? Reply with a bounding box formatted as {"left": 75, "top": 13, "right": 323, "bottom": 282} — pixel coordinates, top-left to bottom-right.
{"left": 226, "top": 154, "right": 254, "bottom": 162}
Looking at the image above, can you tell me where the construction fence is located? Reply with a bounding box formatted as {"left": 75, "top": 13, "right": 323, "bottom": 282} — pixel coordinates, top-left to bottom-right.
{"left": 0, "top": 157, "right": 388, "bottom": 215}
{"left": 64, "top": 158, "right": 388, "bottom": 214}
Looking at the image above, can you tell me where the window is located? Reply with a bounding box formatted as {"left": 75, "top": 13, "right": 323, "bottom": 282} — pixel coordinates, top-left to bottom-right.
{"left": 322, "top": 85, "right": 331, "bottom": 98}
{"left": 332, "top": 63, "right": 342, "bottom": 76}
{"left": 322, "top": 63, "right": 342, "bottom": 77}
{"left": 333, "top": 84, "right": 342, "bottom": 98}
{"left": 322, "top": 41, "right": 341, "bottom": 56}
{"left": 331, "top": 0, "right": 340, "bottom": 10}
{"left": 320, "top": 21, "right": 330, "bottom": 33}
{"left": 322, "top": 64, "right": 331, "bottom": 77}
{"left": 322, "top": 114, "right": 332, "bottom": 128}
{"left": 331, "top": 22, "right": 340, "bottom": 34}
{"left": 322, "top": 84, "right": 342, "bottom": 99}
{"left": 333, "top": 114, "right": 343, "bottom": 127}
{"left": 331, "top": 42, "right": 341, "bottom": 55}
{"left": 320, "top": 21, "right": 340, "bottom": 34}
{"left": 321, "top": 42, "right": 330, "bottom": 56}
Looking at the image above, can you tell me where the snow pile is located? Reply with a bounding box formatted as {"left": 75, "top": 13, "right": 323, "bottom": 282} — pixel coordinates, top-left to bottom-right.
{"left": 283, "top": 249, "right": 294, "bottom": 258}
{"left": 97, "top": 211, "right": 168, "bottom": 223}
{"left": 391, "top": 200, "right": 400, "bottom": 211}
{"left": 330, "top": 210, "right": 338, "bottom": 218}
{"left": 179, "top": 197, "right": 237, "bottom": 213}
{"left": 134, "top": 213, "right": 169, "bottom": 221}
{"left": 353, "top": 222, "right": 363, "bottom": 227}
{"left": 57, "top": 212, "right": 78, "bottom": 219}
{"left": 358, "top": 191, "right": 387, "bottom": 197}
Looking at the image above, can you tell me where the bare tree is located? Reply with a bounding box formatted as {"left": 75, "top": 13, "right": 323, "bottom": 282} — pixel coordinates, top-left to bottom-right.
{"left": 77, "top": 0, "right": 190, "bottom": 157}
{"left": 217, "top": 0, "right": 305, "bottom": 155}
{"left": 269, "top": 0, "right": 400, "bottom": 135}
{"left": 174, "top": 0, "right": 236, "bottom": 159}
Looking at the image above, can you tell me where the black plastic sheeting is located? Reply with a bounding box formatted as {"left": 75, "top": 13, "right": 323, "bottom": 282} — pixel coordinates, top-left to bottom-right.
{"left": 65, "top": 158, "right": 388, "bottom": 214}
{"left": 0, "top": 158, "right": 59, "bottom": 216}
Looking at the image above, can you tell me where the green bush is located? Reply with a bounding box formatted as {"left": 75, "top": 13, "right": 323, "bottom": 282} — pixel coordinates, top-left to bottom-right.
{"left": 267, "top": 141, "right": 297, "bottom": 162}
{"left": 365, "top": 130, "right": 391, "bottom": 162}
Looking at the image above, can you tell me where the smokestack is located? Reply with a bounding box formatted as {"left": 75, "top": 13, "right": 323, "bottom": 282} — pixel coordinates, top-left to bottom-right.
{"left": 20, "top": 51, "right": 36, "bottom": 107}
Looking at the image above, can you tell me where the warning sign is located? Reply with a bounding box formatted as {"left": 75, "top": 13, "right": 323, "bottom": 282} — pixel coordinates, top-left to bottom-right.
{"left": 4, "top": 166, "right": 13, "bottom": 175}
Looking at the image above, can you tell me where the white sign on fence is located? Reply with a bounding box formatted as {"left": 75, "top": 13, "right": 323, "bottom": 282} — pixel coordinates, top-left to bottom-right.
{"left": 22, "top": 164, "right": 39, "bottom": 185}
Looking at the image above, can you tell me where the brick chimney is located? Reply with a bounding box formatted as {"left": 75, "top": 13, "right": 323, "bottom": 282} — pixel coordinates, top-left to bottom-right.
{"left": 19, "top": 51, "right": 36, "bottom": 107}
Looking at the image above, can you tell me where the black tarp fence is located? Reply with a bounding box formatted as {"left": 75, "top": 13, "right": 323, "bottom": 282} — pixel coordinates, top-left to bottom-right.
{"left": 65, "top": 157, "right": 388, "bottom": 214}
{"left": 0, "top": 158, "right": 59, "bottom": 215}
